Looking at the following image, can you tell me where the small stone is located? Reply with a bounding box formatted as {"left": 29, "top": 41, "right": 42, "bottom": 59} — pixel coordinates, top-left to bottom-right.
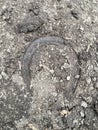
{"left": 86, "top": 77, "right": 91, "bottom": 84}
{"left": 90, "top": 86, "right": 94, "bottom": 90}
{"left": 67, "top": 76, "right": 70, "bottom": 81}
{"left": 73, "top": 119, "right": 78, "bottom": 124}
{"left": 50, "top": 69, "right": 54, "bottom": 74}
{"left": 94, "top": 66, "right": 98, "bottom": 72}
{"left": 2, "top": 5, "right": 6, "bottom": 10}
{"left": 60, "top": 110, "right": 70, "bottom": 116}
{"left": 86, "top": 96, "right": 92, "bottom": 103}
{"left": 95, "top": 82, "right": 98, "bottom": 89}
{"left": 0, "top": 74, "right": 2, "bottom": 80}
{"left": 67, "top": 3, "right": 72, "bottom": 9}
{"left": 75, "top": 75, "right": 80, "bottom": 79}
{"left": 79, "top": 26, "right": 84, "bottom": 31}
{"left": 16, "top": 16, "right": 44, "bottom": 33}
{"left": 28, "top": 2, "right": 40, "bottom": 15}
{"left": 80, "top": 111, "right": 84, "bottom": 117}
{"left": 81, "top": 101, "right": 87, "bottom": 108}
{"left": 12, "top": 73, "right": 24, "bottom": 86}
{"left": 61, "top": 63, "right": 70, "bottom": 69}
{"left": 1, "top": 71, "right": 9, "bottom": 80}
{"left": 28, "top": 123, "right": 38, "bottom": 130}
{"left": 93, "top": 77, "right": 96, "bottom": 81}
{"left": 71, "top": 10, "right": 79, "bottom": 19}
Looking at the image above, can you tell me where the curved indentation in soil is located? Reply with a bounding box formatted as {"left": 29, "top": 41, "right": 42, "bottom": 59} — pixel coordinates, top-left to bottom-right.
{"left": 21, "top": 36, "right": 79, "bottom": 97}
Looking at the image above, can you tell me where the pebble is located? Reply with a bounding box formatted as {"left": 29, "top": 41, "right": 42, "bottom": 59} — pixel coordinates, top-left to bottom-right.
{"left": 28, "top": 123, "right": 38, "bottom": 130}
{"left": 86, "top": 96, "right": 92, "bottom": 103}
{"left": 12, "top": 73, "right": 24, "bottom": 86}
{"left": 73, "top": 119, "right": 78, "bottom": 124}
{"left": 81, "top": 101, "right": 87, "bottom": 108}
{"left": 1, "top": 71, "right": 9, "bottom": 80}
{"left": 2, "top": 5, "right": 6, "bottom": 10}
{"left": 67, "top": 76, "right": 70, "bottom": 80}
{"left": 75, "top": 75, "right": 80, "bottom": 79}
{"left": 80, "top": 111, "right": 85, "bottom": 117}
{"left": 86, "top": 77, "right": 91, "bottom": 84}
{"left": 0, "top": 74, "right": 2, "bottom": 80}
{"left": 79, "top": 26, "right": 84, "bottom": 31}
{"left": 60, "top": 110, "right": 70, "bottom": 116}
{"left": 50, "top": 69, "right": 54, "bottom": 74}
{"left": 95, "top": 82, "right": 98, "bottom": 89}
{"left": 94, "top": 66, "right": 98, "bottom": 72}
{"left": 71, "top": 10, "right": 79, "bottom": 20}
{"left": 93, "top": 77, "right": 96, "bottom": 81}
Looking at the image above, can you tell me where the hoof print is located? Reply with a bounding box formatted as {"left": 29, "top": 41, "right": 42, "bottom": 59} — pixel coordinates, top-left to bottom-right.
{"left": 21, "top": 36, "right": 79, "bottom": 99}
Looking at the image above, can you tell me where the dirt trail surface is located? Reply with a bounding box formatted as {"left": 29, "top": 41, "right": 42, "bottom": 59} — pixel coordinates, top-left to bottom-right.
{"left": 0, "top": 0, "right": 98, "bottom": 130}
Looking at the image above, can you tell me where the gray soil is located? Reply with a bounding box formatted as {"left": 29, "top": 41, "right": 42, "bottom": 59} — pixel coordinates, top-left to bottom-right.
{"left": 0, "top": 0, "right": 98, "bottom": 130}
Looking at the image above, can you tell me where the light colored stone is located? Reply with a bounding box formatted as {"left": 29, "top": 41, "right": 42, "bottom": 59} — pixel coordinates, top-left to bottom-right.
{"left": 12, "top": 73, "right": 24, "bottom": 86}
{"left": 86, "top": 77, "right": 91, "bottom": 84}
{"left": 80, "top": 26, "right": 84, "bottom": 31}
{"left": 94, "top": 66, "right": 98, "bottom": 72}
{"left": 60, "top": 110, "right": 70, "bottom": 116}
{"left": 61, "top": 63, "right": 70, "bottom": 69}
{"left": 28, "top": 124, "right": 38, "bottom": 130}
{"left": 0, "top": 75, "right": 2, "bottom": 80}
{"left": 95, "top": 82, "right": 98, "bottom": 89}
{"left": 80, "top": 111, "right": 84, "bottom": 117}
{"left": 81, "top": 101, "right": 87, "bottom": 108}
{"left": 75, "top": 75, "right": 80, "bottom": 79}
{"left": 86, "top": 96, "right": 92, "bottom": 103}
{"left": 73, "top": 119, "right": 78, "bottom": 124}
{"left": 93, "top": 77, "right": 96, "bottom": 81}
{"left": 67, "top": 76, "right": 70, "bottom": 81}
{"left": 1, "top": 71, "right": 8, "bottom": 80}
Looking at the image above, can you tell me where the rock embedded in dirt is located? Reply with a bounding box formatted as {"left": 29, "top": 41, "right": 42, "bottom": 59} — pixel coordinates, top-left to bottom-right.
{"left": 28, "top": 2, "right": 40, "bottom": 15}
{"left": 81, "top": 101, "right": 88, "bottom": 108}
{"left": 16, "top": 16, "right": 44, "bottom": 33}
{"left": 71, "top": 10, "right": 79, "bottom": 20}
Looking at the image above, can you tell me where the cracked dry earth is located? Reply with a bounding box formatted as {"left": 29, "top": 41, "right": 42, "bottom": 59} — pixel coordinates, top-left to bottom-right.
{"left": 0, "top": 0, "right": 98, "bottom": 130}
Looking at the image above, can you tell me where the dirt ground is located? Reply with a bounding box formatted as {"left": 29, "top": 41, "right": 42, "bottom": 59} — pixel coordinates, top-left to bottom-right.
{"left": 0, "top": 0, "right": 98, "bottom": 130}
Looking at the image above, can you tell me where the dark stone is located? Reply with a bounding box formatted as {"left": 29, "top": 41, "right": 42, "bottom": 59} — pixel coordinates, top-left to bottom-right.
{"left": 16, "top": 16, "right": 44, "bottom": 33}
{"left": 28, "top": 2, "right": 40, "bottom": 15}
{"left": 71, "top": 10, "right": 79, "bottom": 19}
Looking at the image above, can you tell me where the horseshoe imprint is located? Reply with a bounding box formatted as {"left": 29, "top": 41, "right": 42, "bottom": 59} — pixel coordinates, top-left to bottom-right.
{"left": 21, "top": 36, "right": 79, "bottom": 98}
